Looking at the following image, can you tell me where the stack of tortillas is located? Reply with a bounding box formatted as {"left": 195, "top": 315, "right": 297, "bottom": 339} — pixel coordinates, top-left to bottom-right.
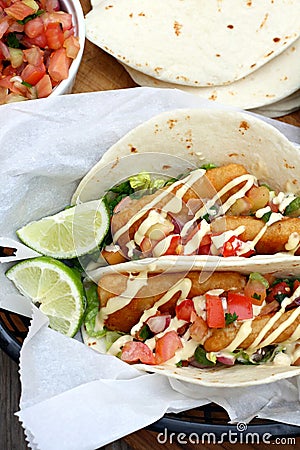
{"left": 85, "top": 0, "right": 300, "bottom": 117}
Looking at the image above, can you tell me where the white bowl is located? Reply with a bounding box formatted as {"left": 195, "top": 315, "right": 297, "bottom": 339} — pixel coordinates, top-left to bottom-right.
{"left": 51, "top": 0, "right": 85, "bottom": 96}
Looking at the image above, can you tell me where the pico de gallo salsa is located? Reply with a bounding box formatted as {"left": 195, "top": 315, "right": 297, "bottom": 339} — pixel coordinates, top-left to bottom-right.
{"left": 0, "top": 0, "right": 80, "bottom": 104}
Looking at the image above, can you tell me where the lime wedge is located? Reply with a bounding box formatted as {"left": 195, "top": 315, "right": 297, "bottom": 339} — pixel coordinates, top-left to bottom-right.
{"left": 6, "top": 257, "right": 85, "bottom": 337}
{"left": 16, "top": 199, "right": 109, "bottom": 259}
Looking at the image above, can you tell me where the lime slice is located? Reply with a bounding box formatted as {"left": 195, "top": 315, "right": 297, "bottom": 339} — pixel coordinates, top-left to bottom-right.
{"left": 6, "top": 256, "right": 85, "bottom": 337}
{"left": 16, "top": 199, "right": 109, "bottom": 259}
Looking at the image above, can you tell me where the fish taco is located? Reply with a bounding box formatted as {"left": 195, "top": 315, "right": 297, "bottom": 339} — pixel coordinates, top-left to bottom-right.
{"left": 82, "top": 260, "right": 300, "bottom": 387}
{"left": 72, "top": 109, "right": 300, "bottom": 266}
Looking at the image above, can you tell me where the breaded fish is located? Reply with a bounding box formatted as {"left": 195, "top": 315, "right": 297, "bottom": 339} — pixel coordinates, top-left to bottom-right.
{"left": 98, "top": 271, "right": 246, "bottom": 332}
{"left": 204, "top": 309, "right": 300, "bottom": 352}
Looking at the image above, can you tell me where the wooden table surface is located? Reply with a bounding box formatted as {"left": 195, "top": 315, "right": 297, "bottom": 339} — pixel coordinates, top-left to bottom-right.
{"left": 1, "top": 1, "right": 300, "bottom": 449}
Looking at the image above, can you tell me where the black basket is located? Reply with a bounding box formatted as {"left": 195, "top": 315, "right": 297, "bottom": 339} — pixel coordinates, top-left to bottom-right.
{"left": 1, "top": 308, "right": 299, "bottom": 439}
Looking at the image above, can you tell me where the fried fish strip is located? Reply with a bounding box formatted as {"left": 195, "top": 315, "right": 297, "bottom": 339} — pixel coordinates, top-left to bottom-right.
{"left": 98, "top": 271, "right": 246, "bottom": 332}
{"left": 111, "top": 164, "right": 248, "bottom": 250}
{"left": 211, "top": 216, "right": 300, "bottom": 255}
{"left": 204, "top": 309, "right": 300, "bottom": 352}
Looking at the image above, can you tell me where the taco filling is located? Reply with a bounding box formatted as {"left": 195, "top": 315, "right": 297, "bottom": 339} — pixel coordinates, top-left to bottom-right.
{"left": 83, "top": 269, "right": 300, "bottom": 369}
{"left": 101, "top": 162, "right": 300, "bottom": 263}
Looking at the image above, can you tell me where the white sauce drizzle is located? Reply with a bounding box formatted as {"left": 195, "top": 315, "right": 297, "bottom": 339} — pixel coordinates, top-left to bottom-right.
{"left": 145, "top": 317, "right": 186, "bottom": 351}
{"left": 223, "top": 320, "right": 253, "bottom": 352}
{"left": 273, "top": 192, "right": 296, "bottom": 213}
{"left": 99, "top": 271, "right": 149, "bottom": 322}
{"left": 126, "top": 240, "right": 136, "bottom": 258}
{"left": 152, "top": 234, "right": 178, "bottom": 257}
{"left": 183, "top": 220, "right": 211, "bottom": 255}
{"left": 210, "top": 226, "right": 245, "bottom": 252}
{"left": 246, "top": 286, "right": 300, "bottom": 353}
{"left": 113, "top": 168, "right": 206, "bottom": 243}
{"left": 181, "top": 174, "right": 255, "bottom": 237}
{"left": 285, "top": 232, "right": 300, "bottom": 252}
{"left": 107, "top": 335, "right": 133, "bottom": 356}
{"left": 134, "top": 209, "right": 167, "bottom": 245}
{"left": 130, "top": 278, "right": 192, "bottom": 336}
{"left": 166, "top": 339, "right": 199, "bottom": 365}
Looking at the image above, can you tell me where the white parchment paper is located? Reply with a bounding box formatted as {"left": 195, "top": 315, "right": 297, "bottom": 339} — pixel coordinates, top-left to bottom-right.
{"left": 1, "top": 88, "right": 300, "bottom": 450}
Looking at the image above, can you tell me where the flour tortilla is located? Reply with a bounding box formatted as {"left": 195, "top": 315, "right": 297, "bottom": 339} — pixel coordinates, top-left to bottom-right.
{"left": 251, "top": 89, "right": 300, "bottom": 118}
{"left": 82, "top": 260, "right": 300, "bottom": 387}
{"left": 72, "top": 108, "right": 300, "bottom": 205}
{"left": 121, "top": 38, "right": 300, "bottom": 110}
{"left": 85, "top": 0, "right": 300, "bottom": 87}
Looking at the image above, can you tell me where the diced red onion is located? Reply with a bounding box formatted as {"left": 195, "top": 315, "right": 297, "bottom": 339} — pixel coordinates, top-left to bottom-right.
{"left": 146, "top": 314, "right": 171, "bottom": 334}
{"left": 216, "top": 355, "right": 235, "bottom": 365}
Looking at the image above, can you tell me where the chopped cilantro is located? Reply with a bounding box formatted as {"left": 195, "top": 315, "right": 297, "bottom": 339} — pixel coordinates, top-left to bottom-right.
{"left": 252, "top": 293, "right": 261, "bottom": 301}
{"left": 261, "top": 211, "right": 272, "bottom": 223}
{"left": 200, "top": 163, "right": 217, "bottom": 170}
{"left": 225, "top": 312, "right": 238, "bottom": 325}
{"left": 274, "top": 292, "right": 287, "bottom": 304}
{"left": 138, "top": 324, "right": 151, "bottom": 341}
{"left": 22, "top": 81, "right": 32, "bottom": 88}
{"left": 17, "top": 10, "right": 45, "bottom": 25}
{"left": 109, "top": 180, "right": 134, "bottom": 195}
{"left": 194, "top": 345, "right": 215, "bottom": 366}
{"left": 6, "top": 33, "right": 20, "bottom": 49}
{"left": 284, "top": 197, "right": 300, "bottom": 217}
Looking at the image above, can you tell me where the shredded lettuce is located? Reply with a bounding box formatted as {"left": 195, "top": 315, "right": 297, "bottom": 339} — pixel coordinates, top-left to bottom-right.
{"left": 129, "top": 171, "right": 166, "bottom": 191}
{"left": 84, "top": 283, "right": 106, "bottom": 338}
{"left": 105, "top": 331, "right": 124, "bottom": 351}
{"left": 249, "top": 272, "right": 269, "bottom": 288}
{"left": 200, "top": 163, "right": 217, "bottom": 171}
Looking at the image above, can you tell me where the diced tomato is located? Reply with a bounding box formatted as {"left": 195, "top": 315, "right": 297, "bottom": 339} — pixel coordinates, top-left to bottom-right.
{"left": 0, "top": 0, "right": 11, "bottom": 8}
{"left": 36, "top": 73, "right": 52, "bottom": 97}
{"left": 64, "top": 34, "right": 80, "bottom": 59}
{"left": 222, "top": 236, "right": 239, "bottom": 257}
{"left": 48, "top": 47, "right": 71, "bottom": 82}
{"left": 206, "top": 294, "right": 225, "bottom": 328}
{"left": 293, "top": 280, "right": 300, "bottom": 292}
{"left": 0, "top": 40, "right": 10, "bottom": 59}
{"left": 189, "top": 314, "right": 208, "bottom": 342}
{"left": 24, "top": 17, "right": 44, "bottom": 38}
{"left": 162, "top": 235, "right": 182, "bottom": 255}
{"left": 0, "top": 0, "right": 80, "bottom": 104}
{"left": 183, "top": 224, "right": 211, "bottom": 255}
{"left": 266, "top": 282, "right": 291, "bottom": 303}
{"left": 244, "top": 279, "right": 267, "bottom": 306}
{"left": 45, "top": 0, "right": 61, "bottom": 13}
{"left": 44, "top": 11, "right": 72, "bottom": 31}
{"left": 0, "top": 75, "right": 13, "bottom": 90}
{"left": 176, "top": 299, "right": 195, "bottom": 322}
{"left": 227, "top": 292, "right": 253, "bottom": 320}
{"left": 155, "top": 331, "right": 183, "bottom": 364}
{"left": 4, "top": 1, "right": 35, "bottom": 20}
{"left": 121, "top": 341, "right": 156, "bottom": 365}
{"left": 22, "top": 32, "right": 48, "bottom": 49}
{"left": 0, "top": 17, "right": 10, "bottom": 39}
{"left": 23, "top": 47, "right": 44, "bottom": 66}
{"left": 45, "top": 22, "right": 64, "bottom": 50}
{"left": 222, "top": 235, "right": 255, "bottom": 258}
{"left": 21, "top": 62, "right": 46, "bottom": 85}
